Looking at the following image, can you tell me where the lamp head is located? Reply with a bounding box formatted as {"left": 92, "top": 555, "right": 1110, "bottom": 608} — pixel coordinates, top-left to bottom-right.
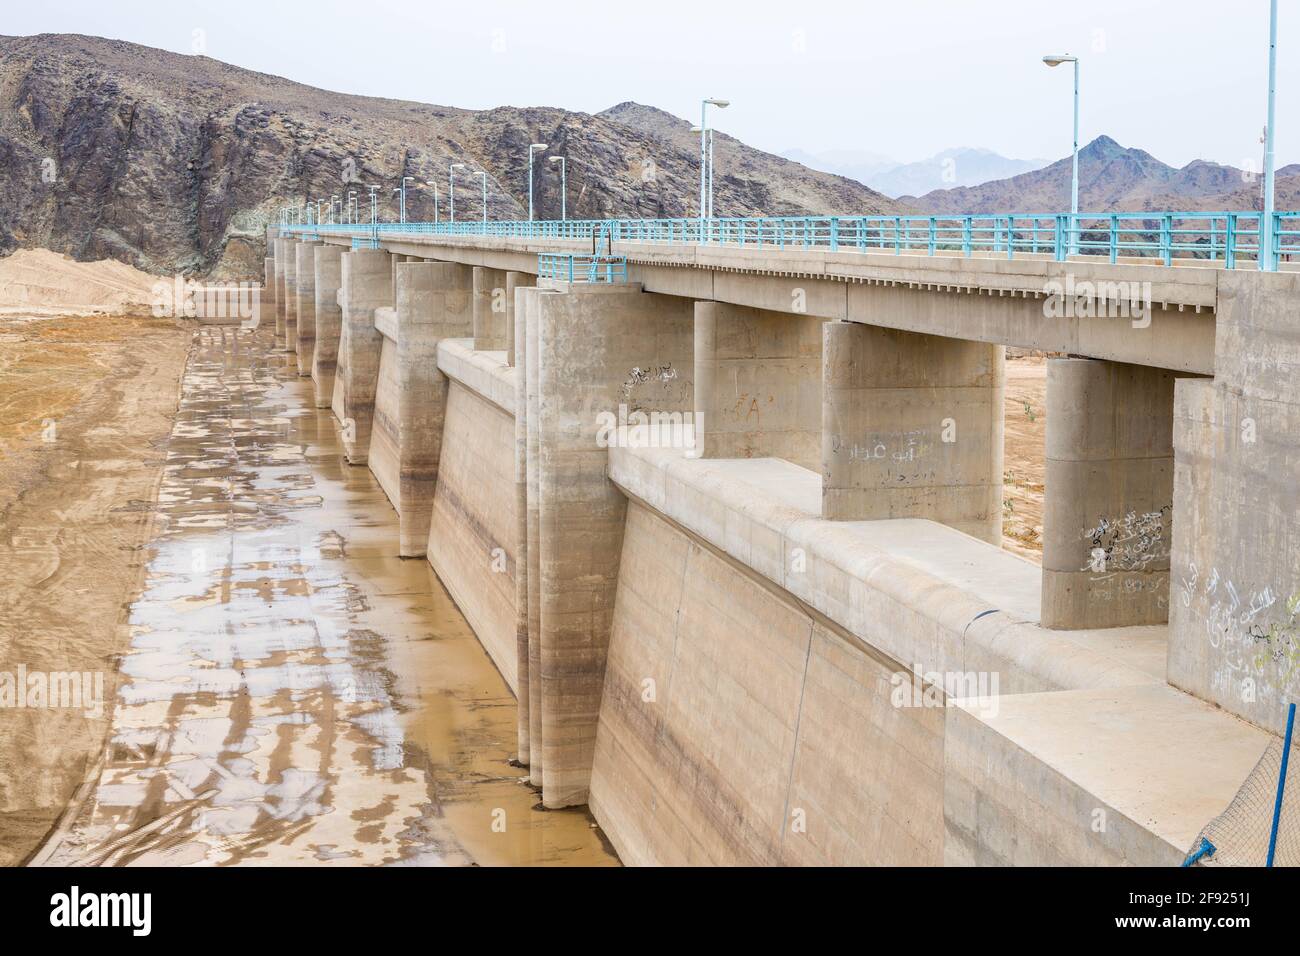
{"left": 704, "top": 98, "right": 730, "bottom": 108}
{"left": 548, "top": 155, "right": 563, "bottom": 163}
{"left": 1042, "top": 54, "right": 1077, "bottom": 67}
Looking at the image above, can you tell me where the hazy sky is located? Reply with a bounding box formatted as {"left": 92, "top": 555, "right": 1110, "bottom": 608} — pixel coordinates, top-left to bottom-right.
{"left": 7, "top": 0, "right": 1296, "bottom": 168}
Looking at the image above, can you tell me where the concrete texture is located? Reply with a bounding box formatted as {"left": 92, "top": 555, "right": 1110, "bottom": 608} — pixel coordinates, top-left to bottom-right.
{"left": 944, "top": 683, "right": 1270, "bottom": 865}
{"left": 294, "top": 240, "right": 321, "bottom": 377}
{"left": 473, "top": 266, "right": 508, "bottom": 351}
{"left": 527, "top": 283, "right": 695, "bottom": 807}
{"left": 367, "top": 263, "right": 474, "bottom": 556}
{"left": 589, "top": 498, "right": 944, "bottom": 865}
{"left": 693, "top": 302, "right": 823, "bottom": 470}
{"left": 312, "top": 245, "right": 344, "bottom": 409}
{"left": 263, "top": 255, "right": 277, "bottom": 325}
{"left": 331, "top": 248, "right": 393, "bottom": 464}
{"left": 504, "top": 270, "right": 534, "bottom": 367}
{"left": 523, "top": 288, "right": 546, "bottom": 785}
{"left": 1168, "top": 270, "right": 1300, "bottom": 735}
{"left": 822, "top": 321, "right": 1004, "bottom": 544}
{"left": 1042, "top": 358, "right": 1176, "bottom": 629}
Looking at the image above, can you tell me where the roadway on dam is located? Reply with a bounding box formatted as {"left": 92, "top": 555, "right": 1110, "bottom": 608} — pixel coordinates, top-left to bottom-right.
{"left": 33, "top": 324, "right": 617, "bottom": 866}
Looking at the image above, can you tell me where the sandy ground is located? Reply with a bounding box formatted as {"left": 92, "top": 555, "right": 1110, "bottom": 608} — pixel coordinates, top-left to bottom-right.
{"left": 0, "top": 248, "right": 161, "bottom": 318}
{"left": 0, "top": 308, "right": 191, "bottom": 865}
{"left": 1002, "top": 355, "right": 1048, "bottom": 561}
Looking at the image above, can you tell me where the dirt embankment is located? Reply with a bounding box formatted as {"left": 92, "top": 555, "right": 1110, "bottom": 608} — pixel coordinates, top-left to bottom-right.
{"left": 0, "top": 250, "right": 190, "bottom": 866}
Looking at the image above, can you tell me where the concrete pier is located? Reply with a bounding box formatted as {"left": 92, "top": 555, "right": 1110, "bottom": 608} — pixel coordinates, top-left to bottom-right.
{"left": 504, "top": 270, "right": 533, "bottom": 366}
{"left": 1041, "top": 358, "right": 1176, "bottom": 629}
{"left": 312, "top": 245, "right": 344, "bottom": 409}
{"left": 821, "top": 321, "right": 1004, "bottom": 544}
{"left": 263, "top": 255, "right": 277, "bottom": 327}
{"left": 273, "top": 237, "right": 289, "bottom": 350}
{"left": 525, "top": 283, "right": 694, "bottom": 807}
{"left": 693, "top": 302, "right": 823, "bottom": 469}
{"left": 294, "top": 240, "right": 321, "bottom": 377}
{"left": 283, "top": 241, "right": 299, "bottom": 354}
{"left": 331, "top": 248, "right": 393, "bottom": 464}
{"left": 473, "top": 266, "right": 509, "bottom": 350}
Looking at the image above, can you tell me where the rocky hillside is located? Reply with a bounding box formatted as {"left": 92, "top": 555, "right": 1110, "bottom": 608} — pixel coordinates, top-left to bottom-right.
{"left": 0, "top": 34, "right": 902, "bottom": 278}
{"left": 905, "top": 134, "right": 1300, "bottom": 214}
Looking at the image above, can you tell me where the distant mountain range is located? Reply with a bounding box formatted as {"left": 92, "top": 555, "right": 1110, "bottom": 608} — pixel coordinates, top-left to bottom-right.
{"left": 903, "top": 135, "right": 1300, "bottom": 214}
{"left": 783, "top": 146, "right": 1049, "bottom": 198}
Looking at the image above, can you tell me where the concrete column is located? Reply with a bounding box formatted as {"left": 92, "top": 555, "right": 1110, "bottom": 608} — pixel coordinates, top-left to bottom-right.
{"left": 693, "top": 302, "right": 823, "bottom": 470}
{"left": 273, "top": 238, "right": 289, "bottom": 350}
{"left": 513, "top": 282, "right": 532, "bottom": 765}
{"left": 1168, "top": 271, "right": 1300, "bottom": 735}
{"left": 312, "top": 246, "right": 344, "bottom": 409}
{"left": 821, "top": 321, "right": 1004, "bottom": 544}
{"left": 524, "top": 290, "right": 544, "bottom": 788}
{"left": 473, "top": 266, "right": 509, "bottom": 351}
{"left": 504, "top": 271, "right": 534, "bottom": 367}
{"left": 331, "top": 248, "right": 393, "bottom": 464}
{"left": 1041, "top": 358, "right": 1175, "bottom": 629}
{"left": 294, "top": 241, "right": 321, "bottom": 377}
{"left": 381, "top": 261, "right": 472, "bottom": 556}
{"left": 283, "top": 240, "right": 299, "bottom": 355}
{"left": 527, "top": 283, "right": 694, "bottom": 807}
{"left": 263, "top": 255, "right": 277, "bottom": 332}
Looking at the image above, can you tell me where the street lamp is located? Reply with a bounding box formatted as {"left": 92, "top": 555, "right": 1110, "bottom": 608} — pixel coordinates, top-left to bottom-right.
{"left": 528, "top": 143, "right": 548, "bottom": 221}
{"left": 549, "top": 156, "right": 566, "bottom": 221}
{"left": 1261, "top": 0, "right": 1279, "bottom": 271}
{"left": 400, "top": 176, "right": 414, "bottom": 223}
{"left": 424, "top": 180, "right": 440, "bottom": 224}
{"left": 392, "top": 188, "right": 402, "bottom": 222}
{"left": 449, "top": 163, "right": 465, "bottom": 224}
{"left": 700, "top": 98, "right": 729, "bottom": 238}
{"left": 1043, "top": 54, "right": 1080, "bottom": 255}
{"left": 367, "top": 185, "right": 379, "bottom": 232}
{"left": 474, "top": 170, "right": 488, "bottom": 225}
{"left": 329, "top": 195, "right": 339, "bottom": 224}
{"left": 346, "top": 190, "right": 357, "bottom": 224}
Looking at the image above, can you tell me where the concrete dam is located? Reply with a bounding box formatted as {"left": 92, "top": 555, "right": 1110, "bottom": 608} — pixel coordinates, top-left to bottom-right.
{"left": 258, "top": 217, "right": 1297, "bottom": 866}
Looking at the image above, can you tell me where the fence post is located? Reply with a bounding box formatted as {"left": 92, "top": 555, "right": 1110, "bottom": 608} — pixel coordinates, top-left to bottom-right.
{"left": 1267, "top": 701, "right": 1296, "bottom": 867}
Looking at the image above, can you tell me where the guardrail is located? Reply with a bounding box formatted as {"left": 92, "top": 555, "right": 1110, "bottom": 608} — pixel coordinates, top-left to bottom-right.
{"left": 537, "top": 252, "right": 628, "bottom": 283}
{"left": 284, "top": 211, "right": 1299, "bottom": 270}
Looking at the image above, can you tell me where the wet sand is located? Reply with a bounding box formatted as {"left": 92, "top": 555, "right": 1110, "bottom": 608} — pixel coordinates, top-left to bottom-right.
{"left": 29, "top": 325, "right": 618, "bottom": 866}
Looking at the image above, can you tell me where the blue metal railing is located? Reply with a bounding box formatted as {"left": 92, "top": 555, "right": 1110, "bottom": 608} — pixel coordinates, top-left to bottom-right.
{"left": 537, "top": 253, "right": 627, "bottom": 283}
{"left": 283, "top": 211, "right": 1298, "bottom": 270}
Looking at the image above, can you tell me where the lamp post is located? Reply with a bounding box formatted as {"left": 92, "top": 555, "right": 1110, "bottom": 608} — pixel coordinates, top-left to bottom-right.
{"left": 1261, "top": 0, "right": 1279, "bottom": 271}
{"left": 329, "top": 195, "right": 338, "bottom": 224}
{"left": 400, "top": 176, "right": 413, "bottom": 223}
{"left": 699, "top": 98, "right": 729, "bottom": 240}
{"left": 474, "top": 170, "right": 488, "bottom": 225}
{"left": 424, "top": 180, "right": 440, "bottom": 224}
{"left": 1043, "top": 54, "right": 1080, "bottom": 256}
{"left": 528, "top": 143, "right": 549, "bottom": 221}
{"left": 548, "top": 156, "right": 566, "bottom": 221}
{"left": 367, "top": 185, "right": 379, "bottom": 234}
{"left": 449, "top": 163, "right": 465, "bottom": 224}
{"left": 346, "top": 190, "right": 357, "bottom": 224}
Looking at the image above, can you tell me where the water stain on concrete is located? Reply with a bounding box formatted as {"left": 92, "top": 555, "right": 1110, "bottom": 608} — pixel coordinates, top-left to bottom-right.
{"left": 38, "top": 325, "right": 618, "bottom": 866}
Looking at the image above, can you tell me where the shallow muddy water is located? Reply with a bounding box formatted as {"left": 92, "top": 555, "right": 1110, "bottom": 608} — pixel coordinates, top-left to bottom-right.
{"left": 36, "top": 326, "right": 618, "bottom": 866}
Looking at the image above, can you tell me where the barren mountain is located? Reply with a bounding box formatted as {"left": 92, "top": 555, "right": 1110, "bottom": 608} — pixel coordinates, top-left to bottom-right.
{"left": 904, "top": 134, "right": 1299, "bottom": 214}
{"left": 0, "top": 34, "right": 902, "bottom": 278}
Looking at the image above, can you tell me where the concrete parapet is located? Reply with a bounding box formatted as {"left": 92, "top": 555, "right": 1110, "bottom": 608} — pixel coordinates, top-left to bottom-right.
{"left": 1041, "top": 358, "right": 1176, "bottom": 629}
{"left": 693, "top": 302, "right": 823, "bottom": 469}
{"left": 525, "top": 283, "right": 694, "bottom": 807}
{"left": 821, "top": 321, "right": 1004, "bottom": 544}
{"left": 332, "top": 248, "right": 393, "bottom": 464}
{"left": 1168, "top": 270, "right": 1300, "bottom": 734}
{"left": 312, "top": 246, "right": 344, "bottom": 409}
{"left": 294, "top": 241, "right": 321, "bottom": 377}
{"left": 473, "top": 266, "right": 509, "bottom": 350}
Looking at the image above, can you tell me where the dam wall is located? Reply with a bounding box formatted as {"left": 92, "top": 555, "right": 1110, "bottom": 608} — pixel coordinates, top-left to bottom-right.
{"left": 274, "top": 241, "right": 1294, "bottom": 867}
